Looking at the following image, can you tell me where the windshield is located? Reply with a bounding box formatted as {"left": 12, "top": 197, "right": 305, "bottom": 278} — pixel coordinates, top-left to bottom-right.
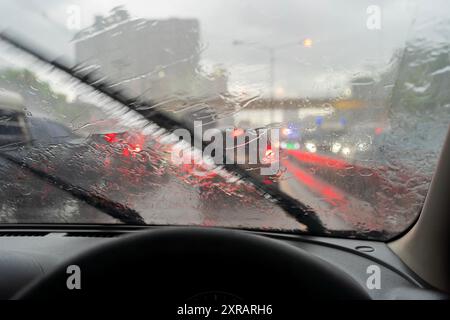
{"left": 0, "top": 0, "right": 449, "bottom": 240}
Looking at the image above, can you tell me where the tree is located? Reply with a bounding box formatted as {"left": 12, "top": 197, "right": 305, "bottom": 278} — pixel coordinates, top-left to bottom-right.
{"left": 0, "top": 68, "right": 88, "bottom": 124}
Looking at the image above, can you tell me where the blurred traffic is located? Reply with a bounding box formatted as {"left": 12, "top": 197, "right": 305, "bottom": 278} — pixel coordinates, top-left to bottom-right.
{"left": 1, "top": 1, "right": 449, "bottom": 238}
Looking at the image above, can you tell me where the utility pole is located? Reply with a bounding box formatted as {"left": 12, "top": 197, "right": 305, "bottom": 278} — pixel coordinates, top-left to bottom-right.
{"left": 232, "top": 39, "right": 312, "bottom": 122}
{"left": 268, "top": 47, "right": 275, "bottom": 107}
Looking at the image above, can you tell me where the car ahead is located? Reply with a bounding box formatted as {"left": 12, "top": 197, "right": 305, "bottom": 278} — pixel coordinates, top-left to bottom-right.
{"left": 0, "top": 90, "right": 80, "bottom": 147}
{"left": 0, "top": 91, "right": 89, "bottom": 214}
{"left": 278, "top": 111, "right": 347, "bottom": 151}
{"left": 150, "top": 95, "right": 279, "bottom": 185}
{"left": 0, "top": 91, "right": 167, "bottom": 212}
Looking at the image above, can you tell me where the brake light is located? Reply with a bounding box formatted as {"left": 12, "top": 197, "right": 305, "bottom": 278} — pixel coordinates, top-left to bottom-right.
{"left": 122, "top": 144, "right": 141, "bottom": 157}
{"left": 103, "top": 133, "right": 117, "bottom": 143}
{"left": 103, "top": 131, "right": 146, "bottom": 156}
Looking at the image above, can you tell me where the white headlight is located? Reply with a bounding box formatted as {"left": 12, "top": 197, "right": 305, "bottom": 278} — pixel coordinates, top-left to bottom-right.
{"left": 331, "top": 142, "right": 342, "bottom": 153}
{"left": 357, "top": 142, "right": 370, "bottom": 152}
{"left": 305, "top": 142, "right": 317, "bottom": 153}
{"left": 342, "top": 147, "right": 351, "bottom": 156}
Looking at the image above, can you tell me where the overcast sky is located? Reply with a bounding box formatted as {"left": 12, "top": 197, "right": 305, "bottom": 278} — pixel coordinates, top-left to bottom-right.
{"left": 0, "top": 0, "right": 446, "bottom": 98}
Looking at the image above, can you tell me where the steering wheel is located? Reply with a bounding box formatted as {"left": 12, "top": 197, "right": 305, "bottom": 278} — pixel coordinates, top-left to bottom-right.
{"left": 15, "top": 227, "right": 370, "bottom": 300}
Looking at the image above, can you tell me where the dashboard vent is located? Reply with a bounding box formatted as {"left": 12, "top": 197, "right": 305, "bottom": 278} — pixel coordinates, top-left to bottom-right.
{"left": 0, "top": 231, "right": 49, "bottom": 237}
{"left": 64, "top": 232, "right": 123, "bottom": 238}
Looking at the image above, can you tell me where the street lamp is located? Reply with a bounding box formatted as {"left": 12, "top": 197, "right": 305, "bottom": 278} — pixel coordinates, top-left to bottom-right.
{"left": 303, "top": 38, "right": 313, "bottom": 48}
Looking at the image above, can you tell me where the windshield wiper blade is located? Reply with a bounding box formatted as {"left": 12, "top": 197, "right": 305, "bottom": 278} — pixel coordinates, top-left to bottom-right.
{"left": 0, "top": 151, "right": 146, "bottom": 225}
{"left": 0, "top": 32, "right": 325, "bottom": 233}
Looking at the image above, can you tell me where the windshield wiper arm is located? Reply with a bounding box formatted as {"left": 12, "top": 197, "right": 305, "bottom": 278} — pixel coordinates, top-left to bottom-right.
{"left": 0, "top": 151, "right": 146, "bottom": 225}
{"left": 0, "top": 32, "right": 325, "bottom": 233}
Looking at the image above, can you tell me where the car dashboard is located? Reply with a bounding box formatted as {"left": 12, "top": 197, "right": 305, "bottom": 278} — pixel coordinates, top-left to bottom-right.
{"left": 0, "top": 226, "right": 446, "bottom": 300}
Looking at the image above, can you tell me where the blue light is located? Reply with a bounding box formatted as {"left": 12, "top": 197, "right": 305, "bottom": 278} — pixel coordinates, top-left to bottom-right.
{"left": 315, "top": 116, "right": 324, "bottom": 126}
{"left": 284, "top": 123, "right": 300, "bottom": 138}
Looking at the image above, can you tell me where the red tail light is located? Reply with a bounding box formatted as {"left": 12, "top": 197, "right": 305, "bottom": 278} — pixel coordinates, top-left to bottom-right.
{"left": 102, "top": 132, "right": 145, "bottom": 156}
{"left": 127, "top": 143, "right": 142, "bottom": 153}
{"left": 122, "top": 148, "right": 130, "bottom": 157}
{"left": 103, "top": 133, "right": 117, "bottom": 143}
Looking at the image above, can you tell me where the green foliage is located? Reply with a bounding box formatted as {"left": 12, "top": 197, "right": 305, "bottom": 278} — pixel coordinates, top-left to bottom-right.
{"left": 0, "top": 68, "right": 84, "bottom": 122}
{"left": 390, "top": 41, "right": 450, "bottom": 115}
{"left": 0, "top": 68, "right": 67, "bottom": 102}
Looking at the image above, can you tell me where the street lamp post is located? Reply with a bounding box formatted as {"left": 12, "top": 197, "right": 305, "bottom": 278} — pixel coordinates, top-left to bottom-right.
{"left": 232, "top": 38, "right": 312, "bottom": 126}
{"left": 268, "top": 47, "right": 275, "bottom": 104}
{"left": 232, "top": 39, "right": 311, "bottom": 107}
